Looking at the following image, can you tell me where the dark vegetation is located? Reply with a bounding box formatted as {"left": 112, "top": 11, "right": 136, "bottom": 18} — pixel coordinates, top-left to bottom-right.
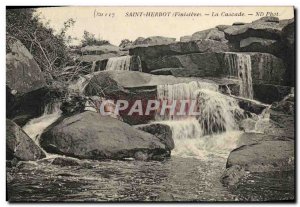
{"left": 6, "top": 8, "right": 111, "bottom": 82}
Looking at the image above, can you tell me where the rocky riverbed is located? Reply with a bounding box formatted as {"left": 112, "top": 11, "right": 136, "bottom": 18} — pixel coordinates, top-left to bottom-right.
{"left": 6, "top": 16, "right": 295, "bottom": 202}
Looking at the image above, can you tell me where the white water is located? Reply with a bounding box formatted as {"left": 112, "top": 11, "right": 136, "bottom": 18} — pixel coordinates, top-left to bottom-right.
{"left": 196, "top": 89, "right": 243, "bottom": 135}
{"left": 172, "top": 130, "right": 242, "bottom": 159}
{"left": 156, "top": 81, "right": 219, "bottom": 120}
{"left": 155, "top": 81, "right": 244, "bottom": 158}
{"left": 23, "top": 102, "right": 62, "bottom": 147}
{"left": 224, "top": 53, "right": 253, "bottom": 99}
{"left": 105, "top": 56, "right": 132, "bottom": 71}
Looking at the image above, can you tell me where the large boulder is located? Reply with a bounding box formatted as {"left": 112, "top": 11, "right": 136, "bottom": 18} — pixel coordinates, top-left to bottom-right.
{"left": 226, "top": 140, "right": 294, "bottom": 172}
{"left": 129, "top": 40, "right": 230, "bottom": 73}
{"left": 134, "top": 123, "right": 174, "bottom": 151}
{"left": 222, "top": 132, "right": 294, "bottom": 188}
{"left": 281, "top": 18, "right": 295, "bottom": 86}
{"left": 239, "top": 37, "right": 281, "bottom": 55}
{"left": 142, "top": 52, "right": 224, "bottom": 76}
{"left": 40, "top": 111, "right": 169, "bottom": 160}
{"left": 234, "top": 96, "right": 267, "bottom": 115}
{"left": 267, "top": 92, "right": 294, "bottom": 139}
{"left": 6, "top": 87, "right": 51, "bottom": 126}
{"left": 180, "top": 35, "right": 192, "bottom": 42}
{"left": 6, "top": 119, "right": 46, "bottom": 161}
{"left": 6, "top": 37, "right": 55, "bottom": 126}
{"left": 253, "top": 84, "right": 292, "bottom": 104}
{"left": 224, "top": 17, "right": 294, "bottom": 86}
{"left": 224, "top": 17, "right": 289, "bottom": 43}
{"left": 139, "top": 52, "right": 287, "bottom": 85}
{"left": 191, "top": 28, "right": 227, "bottom": 42}
{"left": 6, "top": 37, "right": 46, "bottom": 95}
{"left": 132, "top": 36, "right": 176, "bottom": 46}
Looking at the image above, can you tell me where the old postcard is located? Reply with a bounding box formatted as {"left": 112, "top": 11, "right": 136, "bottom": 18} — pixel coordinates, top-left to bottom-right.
{"left": 6, "top": 6, "right": 295, "bottom": 202}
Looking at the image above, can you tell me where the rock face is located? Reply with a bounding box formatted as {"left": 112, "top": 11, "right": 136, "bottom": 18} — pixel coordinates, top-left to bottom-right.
{"left": 234, "top": 96, "right": 267, "bottom": 115}
{"left": 6, "top": 37, "right": 46, "bottom": 95}
{"left": 132, "top": 36, "right": 176, "bottom": 46}
{"left": 129, "top": 40, "right": 230, "bottom": 73}
{"left": 143, "top": 52, "right": 224, "bottom": 76}
{"left": 6, "top": 119, "right": 46, "bottom": 161}
{"left": 253, "top": 84, "right": 292, "bottom": 104}
{"left": 137, "top": 51, "right": 286, "bottom": 85}
{"left": 180, "top": 35, "right": 192, "bottom": 42}
{"left": 6, "top": 37, "right": 53, "bottom": 126}
{"left": 134, "top": 123, "right": 174, "bottom": 151}
{"left": 239, "top": 37, "right": 280, "bottom": 55}
{"left": 222, "top": 132, "right": 294, "bottom": 187}
{"left": 226, "top": 140, "right": 294, "bottom": 172}
{"left": 191, "top": 28, "right": 227, "bottom": 42}
{"left": 224, "top": 17, "right": 288, "bottom": 43}
{"left": 40, "top": 111, "right": 169, "bottom": 160}
{"left": 7, "top": 87, "right": 50, "bottom": 126}
{"left": 281, "top": 18, "right": 295, "bottom": 86}
{"left": 267, "top": 92, "right": 295, "bottom": 138}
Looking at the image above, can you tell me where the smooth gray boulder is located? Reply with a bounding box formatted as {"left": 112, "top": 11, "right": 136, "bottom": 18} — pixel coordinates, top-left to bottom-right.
{"left": 134, "top": 123, "right": 174, "bottom": 151}
{"left": 6, "top": 37, "right": 46, "bottom": 95}
{"left": 226, "top": 140, "right": 294, "bottom": 172}
{"left": 6, "top": 119, "right": 46, "bottom": 161}
{"left": 222, "top": 132, "right": 294, "bottom": 188}
{"left": 40, "top": 111, "right": 169, "bottom": 160}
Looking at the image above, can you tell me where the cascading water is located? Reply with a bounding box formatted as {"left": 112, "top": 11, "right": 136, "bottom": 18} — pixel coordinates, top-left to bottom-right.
{"left": 196, "top": 89, "right": 243, "bottom": 135}
{"left": 105, "top": 55, "right": 132, "bottom": 71}
{"left": 105, "top": 55, "right": 142, "bottom": 71}
{"left": 156, "top": 81, "right": 219, "bottom": 120}
{"left": 154, "top": 81, "right": 243, "bottom": 158}
{"left": 22, "top": 102, "right": 62, "bottom": 155}
{"left": 224, "top": 53, "right": 253, "bottom": 99}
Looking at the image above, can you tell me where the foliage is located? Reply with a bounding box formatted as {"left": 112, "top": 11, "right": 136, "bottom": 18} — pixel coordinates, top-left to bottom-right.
{"left": 6, "top": 8, "right": 75, "bottom": 80}
{"left": 81, "top": 30, "right": 110, "bottom": 47}
{"left": 119, "top": 39, "right": 132, "bottom": 48}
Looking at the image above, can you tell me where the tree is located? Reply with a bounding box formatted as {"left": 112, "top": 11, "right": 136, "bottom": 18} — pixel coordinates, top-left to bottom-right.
{"left": 119, "top": 39, "right": 132, "bottom": 48}
{"left": 81, "top": 30, "right": 110, "bottom": 47}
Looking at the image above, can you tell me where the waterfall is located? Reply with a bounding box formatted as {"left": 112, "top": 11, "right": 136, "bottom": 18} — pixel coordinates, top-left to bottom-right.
{"left": 156, "top": 81, "right": 219, "bottom": 120}
{"left": 224, "top": 53, "right": 253, "bottom": 99}
{"left": 23, "top": 102, "right": 62, "bottom": 147}
{"left": 196, "top": 89, "right": 243, "bottom": 135}
{"left": 154, "top": 81, "right": 243, "bottom": 158}
{"left": 105, "top": 56, "right": 132, "bottom": 71}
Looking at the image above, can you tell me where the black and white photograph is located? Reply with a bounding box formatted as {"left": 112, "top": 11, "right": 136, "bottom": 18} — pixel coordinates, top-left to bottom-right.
{"left": 5, "top": 6, "right": 295, "bottom": 202}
